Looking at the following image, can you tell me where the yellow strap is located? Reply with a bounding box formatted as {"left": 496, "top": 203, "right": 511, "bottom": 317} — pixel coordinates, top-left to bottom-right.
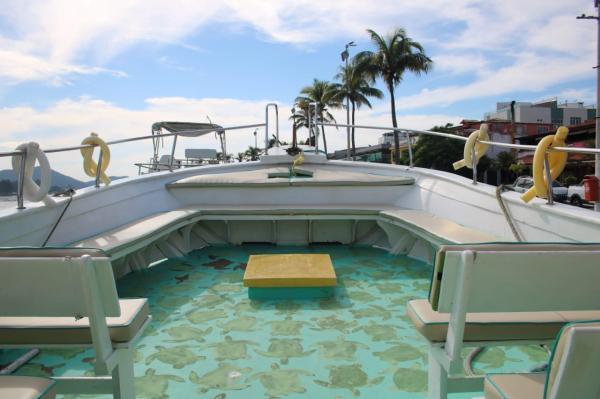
{"left": 80, "top": 132, "right": 111, "bottom": 185}
{"left": 453, "top": 124, "right": 490, "bottom": 170}
{"left": 521, "top": 126, "right": 568, "bottom": 203}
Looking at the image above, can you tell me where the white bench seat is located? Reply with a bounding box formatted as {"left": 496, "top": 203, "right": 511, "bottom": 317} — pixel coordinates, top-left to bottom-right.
{"left": 0, "top": 298, "right": 148, "bottom": 345}
{"left": 72, "top": 205, "right": 388, "bottom": 256}
{"left": 0, "top": 376, "right": 56, "bottom": 399}
{"left": 407, "top": 299, "right": 600, "bottom": 342}
{"left": 71, "top": 205, "right": 500, "bottom": 267}
{"left": 484, "top": 373, "right": 546, "bottom": 399}
{"left": 380, "top": 209, "right": 499, "bottom": 244}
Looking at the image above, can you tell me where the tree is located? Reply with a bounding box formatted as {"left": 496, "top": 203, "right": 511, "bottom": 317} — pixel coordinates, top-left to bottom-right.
{"left": 357, "top": 28, "right": 432, "bottom": 163}
{"left": 402, "top": 124, "right": 491, "bottom": 180}
{"left": 244, "top": 146, "right": 262, "bottom": 161}
{"left": 331, "top": 58, "right": 383, "bottom": 158}
{"left": 236, "top": 152, "right": 244, "bottom": 163}
{"left": 295, "top": 79, "right": 340, "bottom": 156}
{"left": 493, "top": 151, "right": 518, "bottom": 184}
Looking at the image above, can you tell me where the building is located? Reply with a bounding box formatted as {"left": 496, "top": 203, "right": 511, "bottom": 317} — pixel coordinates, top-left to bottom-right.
{"left": 378, "top": 131, "right": 410, "bottom": 146}
{"left": 484, "top": 98, "right": 595, "bottom": 127}
{"left": 330, "top": 143, "right": 392, "bottom": 163}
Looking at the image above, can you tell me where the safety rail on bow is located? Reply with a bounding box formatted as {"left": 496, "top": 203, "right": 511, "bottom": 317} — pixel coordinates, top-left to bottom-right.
{"left": 0, "top": 122, "right": 265, "bottom": 210}
{"left": 2, "top": 112, "right": 600, "bottom": 210}
{"left": 318, "top": 121, "right": 600, "bottom": 206}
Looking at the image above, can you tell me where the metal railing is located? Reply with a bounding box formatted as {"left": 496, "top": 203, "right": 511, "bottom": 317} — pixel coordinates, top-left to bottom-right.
{"left": 0, "top": 122, "right": 265, "bottom": 209}
{"left": 2, "top": 105, "right": 599, "bottom": 210}
{"left": 319, "top": 121, "right": 600, "bottom": 206}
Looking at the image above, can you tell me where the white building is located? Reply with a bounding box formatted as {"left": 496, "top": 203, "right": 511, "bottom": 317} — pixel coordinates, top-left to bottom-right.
{"left": 378, "top": 131, "right": 417, "bottom": 146}
{"left": 484, "top": 98, "right": 595, "bottom": 126}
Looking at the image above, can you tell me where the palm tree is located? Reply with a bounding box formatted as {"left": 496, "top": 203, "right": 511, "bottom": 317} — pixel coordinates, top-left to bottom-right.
{"left": 331, "top": 58, "right": 383, "bottom": 158}
{"left": 244, "top": 146, "right": 261, "bottom": 161}
{"left": 357, "top": 28, "right": 432, "bottom": 163}
{"left": 295, "top": 79, "right": 340, "bottom": 156}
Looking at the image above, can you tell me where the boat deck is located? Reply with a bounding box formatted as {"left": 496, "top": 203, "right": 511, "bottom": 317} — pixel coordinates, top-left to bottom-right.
{"left": 0, "top": 245, "right": 548, "bottom": 398}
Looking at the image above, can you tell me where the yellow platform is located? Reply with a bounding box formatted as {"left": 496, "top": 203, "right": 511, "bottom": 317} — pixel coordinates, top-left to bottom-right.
{"left": 243, "top": 254, "right": 337, "bottom": 288}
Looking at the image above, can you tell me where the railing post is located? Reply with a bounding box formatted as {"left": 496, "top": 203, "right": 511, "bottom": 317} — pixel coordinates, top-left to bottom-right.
{"left": 275, "top": 106, "right": 279, "bottom": 147}
{"left": 95, "top": 148, "right": 103, "bottom": 188}
{"left": 405, "top": 130, "right": 413, "bottom": 167}
{"left": 309, "top": 102, "right": 319, "bottom": 153}
{"left": 169, "top": 134, "right": 178, "bottom": 171}
{"left": 544, "top": 152, "right": 554, "bottom": 205}
{"left": 264, "top": 103, "right": 279, "bottom": 155}
{"left": 471, "top": 138, "right": 478, "bottom": 185}
{"left": 17, "top": 149, "right": 27, "bottom": 210}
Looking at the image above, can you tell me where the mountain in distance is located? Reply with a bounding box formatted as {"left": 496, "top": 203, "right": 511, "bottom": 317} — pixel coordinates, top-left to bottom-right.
{"left": 0, "top": 167, "right": 126, "bottom": 193}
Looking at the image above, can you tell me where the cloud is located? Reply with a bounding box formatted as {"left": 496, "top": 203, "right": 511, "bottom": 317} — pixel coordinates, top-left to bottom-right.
{"left": 395, "top": 52, "right": 594, "bottom": 110}
{"left": 0, "top": 48, "right": 126, "bottom": 85}
{"left": 557, "top": 88, "right": 595, "bottom": 104}
{"left": 0, "top": 96, "right": 463, "bottom": 178}
{"left": 0, "top": 0, "right": 595, "bottom": 111}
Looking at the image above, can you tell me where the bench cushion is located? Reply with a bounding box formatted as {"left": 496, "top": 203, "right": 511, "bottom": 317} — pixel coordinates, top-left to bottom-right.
{"left": 484, "top": 373, "right": 545, "bottom": 399}
{"left": 0, "top": 247, "right": 106, "bottom": 258}
{"left": 74, "top": 209, "right": 200, "bottom": 256}
{"left": 0, "top": 298, "right": 149, "bottom": 345}
{"left": 407, "top": 299, "right": 600, "bottom": 342}
{"left": 167, "top": 167, "right": 415, "bottom": 187}
{"left": 380, "top": 209, "right": 499, "bottom": 244}
{"left": 0, "top": 376, "right": 56, "bottom": 399}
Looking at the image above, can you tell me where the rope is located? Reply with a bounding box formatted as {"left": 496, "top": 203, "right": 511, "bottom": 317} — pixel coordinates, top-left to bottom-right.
{"left": 463, "top": 347, "right": 485, "bottom": 375}
{"left": 496, "top": 185, "right": 522, "bottom": 242}
{"left": 42, "top": 189, "right": 75, "bottom": 247}
{"left": 0, "top": 349, "right": 39, "bottom": 375}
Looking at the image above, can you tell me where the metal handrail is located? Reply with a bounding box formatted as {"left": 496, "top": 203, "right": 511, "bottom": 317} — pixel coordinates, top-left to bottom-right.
{"left": 4, "top": 116, "right": 600, "bottom": 211}
{"left": 264, "top": 103, "right": 279, "bottom": 154}
{"left": 3, "top": 122, "right": 265, "bottom": 210}
{"left": 319, "top": 122, "right": 600, "bottom": 155}
{"left": 0, "top": 123, "right": 265, "bottom": 158}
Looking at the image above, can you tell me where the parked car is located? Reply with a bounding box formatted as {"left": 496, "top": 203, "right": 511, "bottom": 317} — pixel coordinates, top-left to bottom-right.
{"left": 509, "top": 176, "right": 568, "bottom": 202}
{"left": 567, "top": 181, "right": 588, "bottom": 207}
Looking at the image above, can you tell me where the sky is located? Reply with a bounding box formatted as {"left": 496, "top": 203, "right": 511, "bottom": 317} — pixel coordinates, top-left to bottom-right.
{"left": 0, "top": 0, "right": 597, "bottom": 179}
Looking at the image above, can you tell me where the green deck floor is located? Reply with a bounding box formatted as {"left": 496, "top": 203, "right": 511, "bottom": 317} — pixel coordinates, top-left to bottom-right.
{"left": 0, "top": 245, "right": 550, "bottom": 398}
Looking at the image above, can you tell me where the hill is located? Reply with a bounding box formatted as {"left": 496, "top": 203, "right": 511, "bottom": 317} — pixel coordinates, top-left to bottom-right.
{"left": 0, "top": 167, "right": 126, "bottom": 195}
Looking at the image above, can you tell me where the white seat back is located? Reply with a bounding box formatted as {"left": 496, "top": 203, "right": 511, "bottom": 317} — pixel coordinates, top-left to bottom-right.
{"left": 545, "top": 321, "right": 600, "bottom": 399}
{"left": 0, "top": 248, "right": 120, "bottom": 318}
{"left": 435, "top": 244, "right": 600, "bottom": 313}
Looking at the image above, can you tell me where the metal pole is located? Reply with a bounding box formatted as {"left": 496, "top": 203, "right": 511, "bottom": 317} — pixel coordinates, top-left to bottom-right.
{"left": 596, "top": 2, "right": 600, "bottom": 211}
{"left": 404, "top": 130, "right": 413, "bottom": 167}
{"left": 169, "top": 134, "right": 178, "bottom": 172}
{"left": 275, "top": 105, "right": 279, "bottom": 147}
{"left": 577, "top": 3, "right": 600, "bottom": 210}
{"left": 265, "top": 106, "right": 269, "bottom": 155}
{"left": 309, "top": 102, "right": 319, "bottom": 153}
{"left": 17, "top": 149, "right": 27, "bottom": 210}
{"left": 544, "top": 153, "right": 554, "bottom": 205}
{"left": 222, "top": 132, "right": 227, "bottom": 163}
{"left": 94, "top": 148, "right": 103, "bottom": 188}
{"left": 314, "top": 104, "right": 319, "bottom": 153}
{"left": 346, "top": 85, "right": 351, "bottom": 160}
{"left": 471, "top": 138, "right": 478, "bottom": 184}
{"left": 342, "top": 42, "right": 355, "bottom": 160}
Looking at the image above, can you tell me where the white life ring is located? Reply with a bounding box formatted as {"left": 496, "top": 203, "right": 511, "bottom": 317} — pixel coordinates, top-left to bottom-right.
{"left": 11, "top": 142, "right": 52, "bottom": 203}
